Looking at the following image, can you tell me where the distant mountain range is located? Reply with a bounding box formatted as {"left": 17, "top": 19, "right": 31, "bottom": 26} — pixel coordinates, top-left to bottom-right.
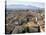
{"left": 6, "top": 4, "right": 44, "bottom": 10}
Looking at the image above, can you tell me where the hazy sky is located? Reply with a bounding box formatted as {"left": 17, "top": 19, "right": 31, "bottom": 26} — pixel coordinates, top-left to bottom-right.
{"left": 7, "top": 0, "right": 45, "bottom": 8}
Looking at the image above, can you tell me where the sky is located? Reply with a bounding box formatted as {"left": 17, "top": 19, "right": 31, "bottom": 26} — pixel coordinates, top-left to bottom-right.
{"left": 6, "top": 0, "right": 45, "bottom": 8}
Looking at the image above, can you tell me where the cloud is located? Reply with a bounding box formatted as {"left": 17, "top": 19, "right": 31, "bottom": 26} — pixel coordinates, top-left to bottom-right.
{"left": 7, "top": 0, "right": 44, "bottom": 8}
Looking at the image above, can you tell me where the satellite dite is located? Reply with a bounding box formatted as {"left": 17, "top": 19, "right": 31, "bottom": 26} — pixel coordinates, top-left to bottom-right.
{"left": 5, "top": 0, "right": 45, "bottom": 34}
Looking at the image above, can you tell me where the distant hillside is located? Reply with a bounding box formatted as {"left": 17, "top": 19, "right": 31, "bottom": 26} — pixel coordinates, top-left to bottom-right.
{"left": 6, "top": 4, "right": 44, "bottom": 10}
{"left": 5, "top": 4, "right": 45, "bottom": 14}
